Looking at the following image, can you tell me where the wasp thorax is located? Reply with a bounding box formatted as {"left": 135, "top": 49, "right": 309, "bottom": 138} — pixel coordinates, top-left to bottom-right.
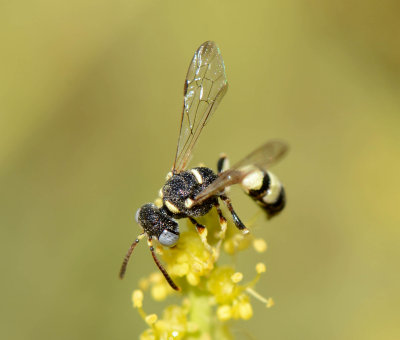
{"left": 162, "top": 168, "right": 219, "bottom": 218}
{"left": 136, "top": 203, "right": 180, "bottom": 244}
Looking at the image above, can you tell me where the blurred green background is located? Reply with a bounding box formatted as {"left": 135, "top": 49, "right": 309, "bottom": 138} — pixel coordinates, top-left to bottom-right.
{"left": 1, "top": 0, "right": 399, "bottom": 339}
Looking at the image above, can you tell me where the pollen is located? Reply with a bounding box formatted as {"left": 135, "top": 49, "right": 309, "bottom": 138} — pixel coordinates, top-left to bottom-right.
{"left": 256, "top": 262, "right": 267, "bottom": 274}
{"left": 253, "top": 238, "right": 267, "bottom": 253}
{"left": 191, "top": 262, "right": 203, "bottom": 273}
{"left": 145, "top": 314, "right": 158, "bottom": 325}
{"left": 207, "top": 267, "right": 240, "bottom": 304}
{"left": 266, "top": 298, "right": 275, "bottom": 308}
{"left": 187, "top": 272, "right": 200, "bottom": 286}
{"left": 132, "top": 289, "right": 144, "bottom": 308}
{"left": 151, "top": 282, "right": 169, "bottom": 301}
{"left": 223, "top": 233, "right": 251, "bottom": 255}
{"left": 231, "top": 272, "right": 243, "bottom": 283}
{"left": 217, "top": 305, "right": 232, "bottom": 321}
{"left": 238, "top": 301, "right": 253, "bottom": 320}
{"left": 171, "top": 263, "right": 189, "bottom": 276}
{"left": 149, "top": 272, "right": 164, "bottom": 283}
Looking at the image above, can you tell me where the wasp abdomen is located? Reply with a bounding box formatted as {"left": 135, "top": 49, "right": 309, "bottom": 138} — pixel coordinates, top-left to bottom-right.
{"left": 241, "top": 168, "right": 286, "bottom": 219}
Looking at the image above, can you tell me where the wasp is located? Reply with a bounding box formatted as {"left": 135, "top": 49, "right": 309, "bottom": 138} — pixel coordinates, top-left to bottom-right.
{"left": 119, "top": 41, "right": 287, "bottom": 290}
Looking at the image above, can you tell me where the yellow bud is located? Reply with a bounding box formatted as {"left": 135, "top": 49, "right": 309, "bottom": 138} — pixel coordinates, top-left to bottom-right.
{"left": 151, "top": 283, "right": 168, "bottom": 301}
{"left": 266, "top": 297, "right": 275, "bottom": 308}
{"left": 187, "top": 272, "right": 200, "bottom": 286}
{"left": 171, "top": 263, "right": 189, "bottom": 276}
{"left": 253, "top": 238, "right": 267, "bottom": 253}
{"left": 256, "top": 262, "right": 266, "bottom": 274}
{"left": 145, "top": 314, "right": 158, "bottom": 325}
{"left": 223, "top": 239, "right": 236, "bottom": 254}
{"left": 139, "top": 329, "right": 155, "bottom": 340}
{"left": 177, "top": 253, "right": 189, "bottom": 263}
{"left": 239, "top": 301, "right": 253, "bottom": 320}
{"left": 132, "top": 289, "right": 143, "bottom": 308}
{"left": 204, "top": 259, "right": 214, "bottom": 271}
{"left": 231, "top": 272, "right": 243, "bottom": 283}
{"left": 207, "top": 267, "right": 240, "bottom": 304}
{"left": 155, "top": 320, "right": 169, "bottom": 332}
{"left": 149, "top": 272, "right": 163, "bottom": 283}
{"left": 192, "top": 262, "right": 203, "bottom": 273}
{"left": 217, "top": 305, "right": 232, "bottom": 321}
{"left": 233, "top": 233, "right": 251, "bottom": 252}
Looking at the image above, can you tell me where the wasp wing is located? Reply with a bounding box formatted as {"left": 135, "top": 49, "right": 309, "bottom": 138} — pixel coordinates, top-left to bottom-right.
{"left": 193, "top": 140, "right": 288, "bottom": 204}
{"left": 230, "top": 139, "right": 288, "bottom": 169}
{"left": 172, "top": 41, "right": 228, "bottom": 173}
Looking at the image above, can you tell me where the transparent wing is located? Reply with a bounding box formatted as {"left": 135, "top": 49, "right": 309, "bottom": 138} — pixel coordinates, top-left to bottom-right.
{"left": 193, "top": 140, "right": 288, "bottom": 204}
{"left": 172, "top": 41, "right": 228, "bottom": 173}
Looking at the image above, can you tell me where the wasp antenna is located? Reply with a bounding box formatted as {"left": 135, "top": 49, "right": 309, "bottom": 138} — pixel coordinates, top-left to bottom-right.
{"left": 147, "top": 238, "right": 180, "bottom": 291}
{"left": 119, "top": 233, "right": 145, "bottom": 279}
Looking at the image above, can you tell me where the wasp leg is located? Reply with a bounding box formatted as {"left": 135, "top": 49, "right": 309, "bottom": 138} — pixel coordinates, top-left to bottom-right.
{"left": 147, "top": 238, "right": 180, "bottom": 291}
{"left": 220, "top": 194, "right": 249, "bottom": 234}
{"left": 119, "top": 233, "right": 145, "bottom": 279}
{"left": 188, "top": 216, "right": 216, "bottom": 256}
{"left": 213, "top": 201, "right": 229, "bottom": 259}
{"left": 215, "top": 201, "right": 228, "bottom": 240}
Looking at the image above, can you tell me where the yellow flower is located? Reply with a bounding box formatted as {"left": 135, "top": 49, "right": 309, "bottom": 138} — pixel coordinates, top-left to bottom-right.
{"left": 132, "top": 206, "right": 275, "bottom": 339}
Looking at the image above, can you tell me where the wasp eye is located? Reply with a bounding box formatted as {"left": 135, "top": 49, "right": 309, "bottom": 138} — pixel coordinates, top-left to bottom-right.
{"left": 158, "top": 229, "right": 179, "bottom": 247}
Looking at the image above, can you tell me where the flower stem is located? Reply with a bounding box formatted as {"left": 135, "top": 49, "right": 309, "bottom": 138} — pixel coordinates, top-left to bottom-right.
{"left": 187, "top": 288, "right": 233, "bottom": 340}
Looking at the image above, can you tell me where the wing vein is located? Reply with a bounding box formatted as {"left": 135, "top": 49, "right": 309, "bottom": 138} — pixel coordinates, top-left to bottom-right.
{"left": 172, "top": 41, "right": 228, "bottom": 173}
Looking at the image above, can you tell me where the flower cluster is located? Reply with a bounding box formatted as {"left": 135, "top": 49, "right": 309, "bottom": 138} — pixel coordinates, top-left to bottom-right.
{"left": 132, "top": 208, "right": 274, "bottom": 339}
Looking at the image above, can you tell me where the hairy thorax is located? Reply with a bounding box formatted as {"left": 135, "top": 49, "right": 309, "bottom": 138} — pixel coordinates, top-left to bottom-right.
{"left": 161, "top": 167, "right": 218, "bottom": 218}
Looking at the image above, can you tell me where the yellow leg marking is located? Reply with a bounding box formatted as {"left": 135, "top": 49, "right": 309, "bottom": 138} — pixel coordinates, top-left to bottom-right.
{"left": 214, "top": 205, "right": 228, "bottom": 261}
{"left": 190, "top": 217, "right": 217, "bottom": 259}
{"left": 196, "top": 225, "right": 214, "bottom": 255}
{"left": 216, "top": 214, "right": 228, "bottom": 239}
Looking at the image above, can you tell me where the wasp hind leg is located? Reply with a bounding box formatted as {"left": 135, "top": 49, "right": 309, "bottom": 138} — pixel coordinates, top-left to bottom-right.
{"left": 217, "top": 153, "right": 249, "bottom": 234}
{"left": 220, "top": 194, "right": 249, "bottom": 234}
{"left": 214, "top": 201, "right": 228, "bottom": 240}
{"left": 212, "top": 201, "right": 230, "bottom": 259}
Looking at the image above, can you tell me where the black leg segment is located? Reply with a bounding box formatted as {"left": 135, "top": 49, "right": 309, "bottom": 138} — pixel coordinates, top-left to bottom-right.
{"left": 220, "top": 194, "right": 249, "bottom": 234}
